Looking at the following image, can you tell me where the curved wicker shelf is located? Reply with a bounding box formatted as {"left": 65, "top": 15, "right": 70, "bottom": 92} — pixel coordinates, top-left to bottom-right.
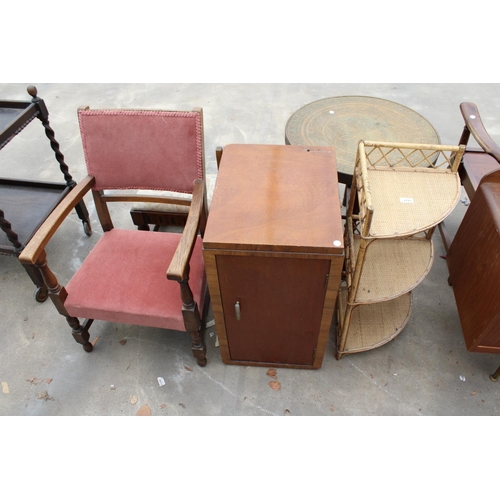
{"left": 336, "top": 141, "right": 465, "bottom": 359}
{"left": 363, "top": 168, "right": 461, "bottom": 237}
{"left": 337, "top": 286, "right": 413, "bottom": 356}
{"left": 349, "top": 236, "right": 434, "bottom": 303}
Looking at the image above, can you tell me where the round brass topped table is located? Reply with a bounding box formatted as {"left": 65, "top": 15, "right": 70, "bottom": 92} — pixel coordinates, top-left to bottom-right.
{"left": 285, "top": 96, "right": 441, "bottom": 186}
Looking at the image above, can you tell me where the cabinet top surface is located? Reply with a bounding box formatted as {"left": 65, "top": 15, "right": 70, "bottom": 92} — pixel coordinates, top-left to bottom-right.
{"left": 203, "top": 144, "right": 344, "bottom": 254}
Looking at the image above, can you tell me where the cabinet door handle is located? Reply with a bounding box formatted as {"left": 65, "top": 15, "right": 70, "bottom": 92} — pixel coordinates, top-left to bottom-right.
{"left": 235, "top": 301, "right": 241, "bottom": 321}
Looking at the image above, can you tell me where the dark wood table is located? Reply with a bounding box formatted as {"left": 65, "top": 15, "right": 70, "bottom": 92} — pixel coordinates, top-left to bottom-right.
{"left": 285, "top": 95, "right": 441, "bottom": 186}
{"left": 0, "top": 86, "right": 91, "bottom": 302}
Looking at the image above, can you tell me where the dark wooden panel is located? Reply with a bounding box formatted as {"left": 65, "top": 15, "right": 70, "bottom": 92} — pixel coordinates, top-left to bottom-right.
{"left": 0, "top": 183, "right": 67, "bottom": 250}
{"left": 447, "top": 180, "right": 500, "bottom": 353}
{"left": 461, "top": 152, "right": 499, "bottom": 200}
{"left": 216, "top": 254, "right": 330, "bottom": 366}
{"left": 0, "top": 101, "right": 37, "bottom": 148}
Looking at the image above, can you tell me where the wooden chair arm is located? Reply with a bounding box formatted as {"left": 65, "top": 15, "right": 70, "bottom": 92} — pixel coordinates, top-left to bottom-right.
{"left": 460, "top": 102, "right": 500, "bottom": 163}
{"left": 19, "top": 175, "right": 95, "bottom": 265}
{"left": 167, "top": 179, "right": 204, "bottom": 282}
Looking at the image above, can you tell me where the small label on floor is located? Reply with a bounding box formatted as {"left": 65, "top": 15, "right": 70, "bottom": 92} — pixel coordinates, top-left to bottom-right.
{"left": 400, "top": 197, "right": 414, "bottom": 203}
{"left": 157, "top": 377, "right": 165, "bottom": 387}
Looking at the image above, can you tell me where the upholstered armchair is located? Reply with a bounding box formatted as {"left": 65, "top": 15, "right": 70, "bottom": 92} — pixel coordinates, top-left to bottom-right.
{"left": 19, "top": 107, "right": 209, "bottom": 366}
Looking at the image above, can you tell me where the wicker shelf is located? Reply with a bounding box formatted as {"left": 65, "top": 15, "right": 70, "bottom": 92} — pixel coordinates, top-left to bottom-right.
{"left": 364, "top": 168, "right": 461, "bottom": 237}
{"left": 336, "top": 140, "right": 465, "bottom": 359}
{"left": 337, "top": 286, "right": 413, "bottom": 355}
{"left": 348, "top": 234, "right": 434, "bottom": 303}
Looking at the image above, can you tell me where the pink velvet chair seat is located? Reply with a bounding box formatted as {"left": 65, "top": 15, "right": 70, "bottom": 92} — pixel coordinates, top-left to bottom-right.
{"left": 65, "top": 229, "right": 206, "bottom": 332}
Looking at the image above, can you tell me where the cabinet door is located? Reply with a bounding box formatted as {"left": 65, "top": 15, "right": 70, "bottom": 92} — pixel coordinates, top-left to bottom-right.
{"left": 216, "top": 255, "right": 330, "bottom": 366}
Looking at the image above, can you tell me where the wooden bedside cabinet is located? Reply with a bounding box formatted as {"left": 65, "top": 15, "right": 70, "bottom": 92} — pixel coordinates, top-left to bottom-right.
{"left": 203, "top": 144, "right": 344, "bottom": 369}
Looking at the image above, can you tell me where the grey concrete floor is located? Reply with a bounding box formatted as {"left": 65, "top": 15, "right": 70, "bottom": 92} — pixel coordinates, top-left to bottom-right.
{"left": 1, "top": 83, "right": 500, "bottom": 419}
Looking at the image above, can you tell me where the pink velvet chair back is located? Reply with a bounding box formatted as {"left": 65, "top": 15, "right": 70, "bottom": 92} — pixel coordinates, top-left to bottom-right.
{"left": 78, "top": 109, "right": 203, "bottom": 193}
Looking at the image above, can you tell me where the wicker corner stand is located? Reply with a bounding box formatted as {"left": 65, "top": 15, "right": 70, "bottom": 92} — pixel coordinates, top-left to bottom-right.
{"left": 336, "top": 140, "right": 465, "bottom": 359}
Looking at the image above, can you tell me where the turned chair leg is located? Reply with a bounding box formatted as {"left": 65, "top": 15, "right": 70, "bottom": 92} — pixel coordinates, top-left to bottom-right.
{"left": 67, "top": 317, "right": 94, "bottom": 352}
{"left": 178, "top": 276, "right": 207, "bottom": 367}
{"left": 183, "top": 301, "right": 207, "bottom": 367}
{"left": 34, "top": 250, "right": 95, "bottom": 352}
{"left": 490, "top": 365, "right": 500, "bottom": 382}
{"left": 21, "top": 262, "right": 49, "bottom": 302}
{"left": 189, "top": 327, "right": 207, "bottom": 367}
